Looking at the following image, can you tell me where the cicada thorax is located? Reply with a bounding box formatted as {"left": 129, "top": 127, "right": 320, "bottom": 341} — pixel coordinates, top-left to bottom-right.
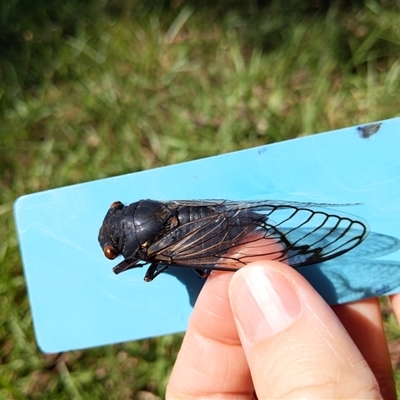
{"left": 132, "top": 200, "right": 177, "bottom": 248}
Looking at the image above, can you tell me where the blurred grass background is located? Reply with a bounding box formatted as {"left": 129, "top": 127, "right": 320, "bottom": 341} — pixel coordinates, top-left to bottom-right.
{"left": 1, "top": 0, "right": 400, "bottom": 398}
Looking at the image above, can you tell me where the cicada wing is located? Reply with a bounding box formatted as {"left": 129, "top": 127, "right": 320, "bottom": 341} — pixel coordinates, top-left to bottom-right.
{"left": 147, "top": 210, "right": 283, "bottom": 268}
{"left": 166, "top": 199, "right": 360, "bottom": 210}
{"left": 148, "top": 201, "right": 368, "bottom": 270}
{"left": 260, "top": 205, "right": 368, "bottom": 266}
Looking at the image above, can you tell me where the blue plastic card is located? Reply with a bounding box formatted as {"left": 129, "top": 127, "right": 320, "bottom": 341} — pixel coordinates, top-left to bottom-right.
{"left": 14, "top": 118, "right": 400, "bottom": 352}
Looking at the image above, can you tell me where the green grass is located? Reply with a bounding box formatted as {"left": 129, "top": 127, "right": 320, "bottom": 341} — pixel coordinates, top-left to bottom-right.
{"left": 1, "top": 2, "right": 400, "bottom": 398}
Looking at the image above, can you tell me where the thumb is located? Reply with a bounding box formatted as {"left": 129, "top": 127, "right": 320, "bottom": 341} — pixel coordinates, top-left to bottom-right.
{"left": 228, "top": 261, "right": 381, "bottom": 399}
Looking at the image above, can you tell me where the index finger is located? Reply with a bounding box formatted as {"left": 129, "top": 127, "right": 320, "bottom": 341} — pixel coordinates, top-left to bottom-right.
{"left": 166, "top": 270, "right": 255, "bottom": 399}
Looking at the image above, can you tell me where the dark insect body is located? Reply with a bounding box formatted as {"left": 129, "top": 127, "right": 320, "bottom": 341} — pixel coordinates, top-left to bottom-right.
{"left": 98, "top": 199, "right": 368, "bottom": 282}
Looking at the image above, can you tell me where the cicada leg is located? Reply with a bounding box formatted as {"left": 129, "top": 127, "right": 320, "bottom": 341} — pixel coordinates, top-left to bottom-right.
{"left": 193, "top": 268, "right": 210, "bottom": 278}
{"left": 144, "top": 263, "right": 169, "bottom": 282}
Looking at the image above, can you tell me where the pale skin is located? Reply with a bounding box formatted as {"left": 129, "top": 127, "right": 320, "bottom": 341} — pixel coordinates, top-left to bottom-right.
{"left": 166, "top": 239, "right": 397, "bottom": 399}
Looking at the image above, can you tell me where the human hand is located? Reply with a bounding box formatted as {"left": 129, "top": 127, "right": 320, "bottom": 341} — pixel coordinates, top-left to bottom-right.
{"left": 166, "top": 260, "right": 397, "bottom": 399}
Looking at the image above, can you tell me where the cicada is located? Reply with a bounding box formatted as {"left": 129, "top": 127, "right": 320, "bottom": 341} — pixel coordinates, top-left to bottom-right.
{"left": 98, "top": 199, "right": 368, "bottom": 282}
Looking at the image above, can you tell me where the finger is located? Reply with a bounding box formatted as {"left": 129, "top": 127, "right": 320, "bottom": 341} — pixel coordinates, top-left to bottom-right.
{"left": 333, "top": 299, "right": 396, "bottom": 400}
{"left": 166, "top": 237, "right": 284, "bottom": 399}
{"left": 229, "top": 261, "right": 382, "bottom": 399}
{"left": 166, "top": 270, "right": 255, "bottom": 399}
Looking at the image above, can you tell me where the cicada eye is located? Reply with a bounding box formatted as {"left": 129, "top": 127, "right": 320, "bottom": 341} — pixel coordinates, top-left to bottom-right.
{"left": 104, "top": 245, "right": 117, "bottom": 260}
{"left": 110, "top": 201, "right": 123, "bottom": 209}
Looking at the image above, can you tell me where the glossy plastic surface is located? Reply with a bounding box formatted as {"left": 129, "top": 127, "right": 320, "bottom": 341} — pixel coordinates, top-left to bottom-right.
{"left": 14, "top": 118, "right": 400, "bottom": 352}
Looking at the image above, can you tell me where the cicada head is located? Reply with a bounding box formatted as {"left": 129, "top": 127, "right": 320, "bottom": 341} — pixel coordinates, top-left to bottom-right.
{"left": 98, "top": 201, "right": 140, "bottom": 261}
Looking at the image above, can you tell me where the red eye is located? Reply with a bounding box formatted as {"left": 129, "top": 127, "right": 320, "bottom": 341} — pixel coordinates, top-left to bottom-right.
{"left": 104, "top": 245, "right": 117, "bottom": 260}
{"left": 110, "top": 201, "right": 123, "bottom": 209}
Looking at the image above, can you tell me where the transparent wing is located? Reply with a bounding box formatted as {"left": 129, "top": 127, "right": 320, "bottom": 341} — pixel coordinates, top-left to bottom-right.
{"left": 147, "top": 200, "right": 368, "bottom": 270}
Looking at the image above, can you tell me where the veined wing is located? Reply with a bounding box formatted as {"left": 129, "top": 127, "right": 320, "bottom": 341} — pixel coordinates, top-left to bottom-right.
{"left": 147, "top": 200, "right": 368, "bottom": 269}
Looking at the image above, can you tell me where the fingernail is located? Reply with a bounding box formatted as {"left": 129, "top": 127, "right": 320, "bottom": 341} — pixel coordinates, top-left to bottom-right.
{"left": 229, "top": 265, "right": 301, "bottom": 343}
